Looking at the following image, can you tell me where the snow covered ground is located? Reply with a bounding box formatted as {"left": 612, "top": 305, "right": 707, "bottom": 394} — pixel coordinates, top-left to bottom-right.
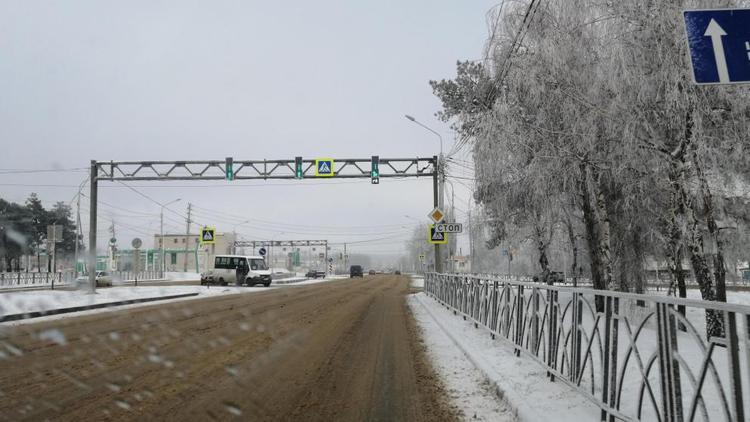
{"left": 0, "top": 275, "right": 344, "bottom": 326}
{"left": 409, "top": 292, "right": 598, "bottom": 421}
{"left": 165, "top": 272, "right": 201, "bottom": 282}
{"left": 648, "top": 287, "right": 750, "bottom": 306}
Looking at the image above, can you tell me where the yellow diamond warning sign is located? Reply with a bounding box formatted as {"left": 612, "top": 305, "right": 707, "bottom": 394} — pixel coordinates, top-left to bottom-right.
{"left": 428, "top": 207, "right": 445, "bottom": 224}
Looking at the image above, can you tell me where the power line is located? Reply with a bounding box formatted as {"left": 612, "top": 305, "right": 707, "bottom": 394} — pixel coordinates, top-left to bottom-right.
{"left": 0, "top": 167, "right": 88, "bottom": 175}
{"left": 190, "top": 204, "right": 420, "bottom": 232}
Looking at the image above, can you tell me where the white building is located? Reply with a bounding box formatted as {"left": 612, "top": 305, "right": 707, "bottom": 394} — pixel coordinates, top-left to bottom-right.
{"left": 154, "top": 232, "right": 236, "bottom": 273}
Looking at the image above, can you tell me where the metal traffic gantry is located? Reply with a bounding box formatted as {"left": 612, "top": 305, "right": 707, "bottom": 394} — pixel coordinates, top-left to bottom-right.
{"left": 87, "top": 156, "right": 441, "bottom": 291}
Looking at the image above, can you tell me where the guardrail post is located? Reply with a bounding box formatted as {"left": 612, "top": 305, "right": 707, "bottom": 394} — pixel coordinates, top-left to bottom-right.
{"left": 515, "top": 284, "right": 524, "bottom": 356}
{"left": 656, "top": 303, "right": 683, "bottom": 422}
{"left": 725, "top": 311, "right": 745, "bottom": 422}
{"left": 503, "top": 283, "right": 511, "bottom": 338}
{"left": 601, "top": 296, "right": 620, "bottom": 421}
{"left": 571, "top": 292, "right": 583, "bottom": 381}
{"left": 476, "top": 277, "right": 482, "bottom": 328}
{"left": 532, "top": 286, "right": 540, "bottom": 355}
{"left": 547, "top": 289, "right": 559, "bottom": 381}
{"left": 491, "top": 279, "right": 499, "bottom": 338}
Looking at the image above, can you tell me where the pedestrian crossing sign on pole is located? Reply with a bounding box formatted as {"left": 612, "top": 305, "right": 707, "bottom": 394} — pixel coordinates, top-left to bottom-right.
{"left": 315, "top": 158, "right": 335, "bottom": 177}
{"left": 428, "top": 225, "right": 448, "bottom": 244}
{"left": 201, "top": 227, "right": 216, "bottom": 245}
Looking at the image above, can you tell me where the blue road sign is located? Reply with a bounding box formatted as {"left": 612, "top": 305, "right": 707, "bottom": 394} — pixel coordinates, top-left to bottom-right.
{"left": 684, "top": 9, "right": 750, "bottom": 85}
{"left": 315, "top": 158, "right": 334, "bottom": 177}
{"left": 258, "top": 247, "right": 267, "bottom": 256}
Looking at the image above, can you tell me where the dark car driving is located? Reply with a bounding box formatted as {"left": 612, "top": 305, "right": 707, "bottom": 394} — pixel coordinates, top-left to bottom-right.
{"left": 350, "top": 265, "right": 363, "bottom": 278}
{"left": 306, "top": 269, "right": 326, "bottom": 279}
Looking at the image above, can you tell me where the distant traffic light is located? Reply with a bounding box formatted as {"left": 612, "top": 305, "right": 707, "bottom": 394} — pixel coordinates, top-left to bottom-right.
{"left": 371, "top": 155, "right": 380, "bottom": 184}
{"left": 295, "top": 156, "right": 303, "bottom": 179}
{"left": 225, "top": 157, "right": 234, "bottom": 181}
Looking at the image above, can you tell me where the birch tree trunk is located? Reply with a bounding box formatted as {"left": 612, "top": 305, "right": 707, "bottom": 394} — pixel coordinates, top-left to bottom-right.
{"left": 580, "top": 161, "right": 612, "bottom": 311}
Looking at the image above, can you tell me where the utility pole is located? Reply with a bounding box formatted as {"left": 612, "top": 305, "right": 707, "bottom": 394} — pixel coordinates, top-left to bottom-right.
{"left": 109, "top": 221, "right": 117, "bottom": 271}
{"left": 160, "top": 207, "right": 164, "bottom": 274}
{"left": 184, "top": 203, "right": 192, "bottom": 272}
{"left": 87, "top": 161, "right": 98, "bottom": 292}
{"left": 344, "top": 243, "right": 347, "bottom": 271}
{"left": 468, "top": 199, "right": 473, "bottom": 273}
{"left": 449, "top": 181, "right": 454, "bottom": 272}
{"left": 51, "top": 226, "right": 57, "bottom": 275}
{"left": 433, "top": 155, "right": 442, "bottom": 273}
{"left": 325, "top": 243, "right": 329, "bottom": 274}
{"left": 73, "top": 189, "right": 82, "bottom": 278}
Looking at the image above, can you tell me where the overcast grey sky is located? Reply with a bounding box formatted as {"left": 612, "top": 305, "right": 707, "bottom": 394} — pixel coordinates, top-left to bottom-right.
{"left": 0, "top": 0, "right": 490, "bottom": 257}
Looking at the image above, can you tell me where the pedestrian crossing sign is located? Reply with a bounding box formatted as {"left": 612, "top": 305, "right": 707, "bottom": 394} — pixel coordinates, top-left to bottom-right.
{"left": 428, "top": 225, "right": 448, "bottom": 244}
{"left": 315, "top": 158, "right": 335, "bottom": 177}
{"left": 201, "top": 227, "right": 216, "bottom": 244}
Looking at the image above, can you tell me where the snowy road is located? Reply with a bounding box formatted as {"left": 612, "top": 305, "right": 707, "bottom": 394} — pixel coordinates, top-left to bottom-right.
{"left": 0, "top": 275, "right": 456, "bottom": 421}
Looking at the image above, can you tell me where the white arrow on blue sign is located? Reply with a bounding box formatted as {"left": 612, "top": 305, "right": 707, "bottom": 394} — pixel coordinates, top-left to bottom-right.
{"left": 258, "top": 247, "right": 267, "bottom": 256}
{"left": 684, "top": 9, "right": 750, "bottom": 85}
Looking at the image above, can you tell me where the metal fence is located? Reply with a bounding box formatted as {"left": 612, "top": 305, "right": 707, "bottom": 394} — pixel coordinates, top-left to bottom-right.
{"left": 110, "top": 270, "right": 163, "bottom": 282}
{"left": 424, "top": 273, "right": 750, "bottom": 422}
{"left": 0, "top": 271, "right": 68, "bottom": 288}
{"left": 0, "top": 270, "right": 165, "bottom": 289}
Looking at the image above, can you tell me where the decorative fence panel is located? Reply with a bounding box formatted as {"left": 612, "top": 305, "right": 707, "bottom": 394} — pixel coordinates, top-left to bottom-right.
{"left": 424, "top": 273, "right": 750, "bottom": 422}
{"left": 0, "top": 272, "right": 69, "bottom": 288}
{"left": 0, "top": 270, "right": 164, "bottom": 289}
{"left": 109, "top": 270, "right": 163, "bottom": 282}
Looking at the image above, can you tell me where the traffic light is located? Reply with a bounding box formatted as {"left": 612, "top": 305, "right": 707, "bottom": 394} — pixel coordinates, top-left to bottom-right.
{"left": 225, "top": 157, "right": 234, "bottom": 181}
{"left": 295, "top": 156, "right": 303, "bottom": 179}
{"left": 371, "top": 155, "right": 380, "bottom": 184}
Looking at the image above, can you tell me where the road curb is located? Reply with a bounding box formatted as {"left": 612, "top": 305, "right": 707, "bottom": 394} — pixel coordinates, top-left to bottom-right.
{"left": 0, "top": 293, "right": 200, "bottom": 322}
{"left": 413, "top": 293, "right": 545, "bottom": 422}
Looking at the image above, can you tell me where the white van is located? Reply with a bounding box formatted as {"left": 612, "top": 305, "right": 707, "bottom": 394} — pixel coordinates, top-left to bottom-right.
{"left": 202, "top": 255, "right": 272, "bottom": 287}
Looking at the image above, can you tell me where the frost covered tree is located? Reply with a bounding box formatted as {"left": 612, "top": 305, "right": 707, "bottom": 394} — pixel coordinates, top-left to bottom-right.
{"left": 432, "top": 0, "right": 750, "bottom": 324}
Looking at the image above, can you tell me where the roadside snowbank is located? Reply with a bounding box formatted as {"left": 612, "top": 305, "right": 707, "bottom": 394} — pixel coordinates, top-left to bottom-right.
{"left": 410, "top": 276, "right": 425, "bottom": 288}
{"left": 0, "top": 285, "right": 260, "bottom": 318}
{"left": 408, "top": 292, "right": 598, "bottom": 422}
{"left": 165, "top": 272, "right": 201, "bottom": 281}
{"left": 0, "top": 275, "right": 345, "bottom": 325}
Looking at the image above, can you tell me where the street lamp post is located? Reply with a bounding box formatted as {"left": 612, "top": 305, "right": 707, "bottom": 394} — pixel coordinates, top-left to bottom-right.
{"left": 160, "top": 198, "right": 181, "bottom": 275}
{"left": 405, "top": 114, "right": 445, "bottom": 273}
{"left": 232, "top": 220, "right": 250, "bottom": 254}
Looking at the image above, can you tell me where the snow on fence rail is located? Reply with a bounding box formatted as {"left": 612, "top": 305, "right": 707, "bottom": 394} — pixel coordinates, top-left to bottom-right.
{"left": 424, "top": 273, "right": 750, "bottom": 422}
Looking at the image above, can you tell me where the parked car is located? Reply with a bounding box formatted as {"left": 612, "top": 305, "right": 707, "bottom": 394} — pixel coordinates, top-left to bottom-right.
{"left": 532, "top": 271, "right": 565, "bottom": 284}
{"left": 349, "top": 265, "right": 363, "bottom": 278}
{"left": 306, "top": 269, "right": 326, "bottom": 279}
{"left": 368, "top": 269, "right": 376, "bottom": 275}
{"left": 75, "top": 271, "right": 113, "bottom": 288}
{"left": 394, "top": 270, "right": 401, "bottom": 275}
